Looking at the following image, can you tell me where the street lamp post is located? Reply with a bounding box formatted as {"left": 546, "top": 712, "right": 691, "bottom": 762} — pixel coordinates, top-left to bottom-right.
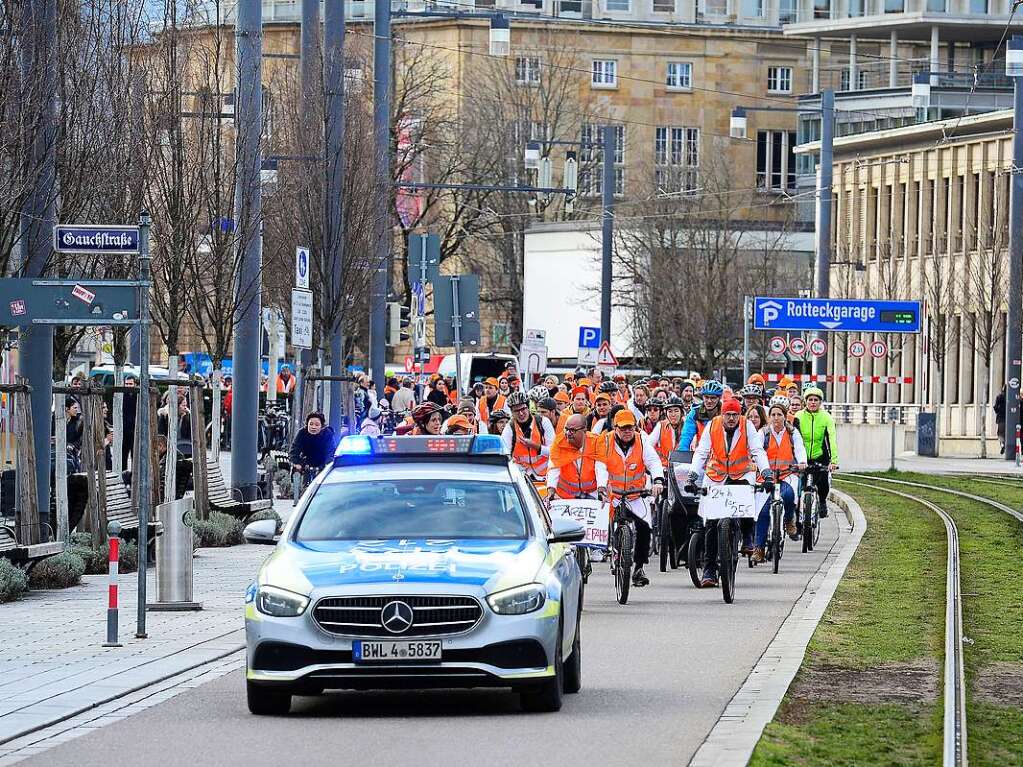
{"left": 1005, "top": 36, "right": 1023, "bottom": 461}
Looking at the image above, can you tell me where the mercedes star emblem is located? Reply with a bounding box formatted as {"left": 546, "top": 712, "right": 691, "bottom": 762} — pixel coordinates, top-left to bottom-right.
{"left": 380, "top": 600, "right": 414, "bottom": 634}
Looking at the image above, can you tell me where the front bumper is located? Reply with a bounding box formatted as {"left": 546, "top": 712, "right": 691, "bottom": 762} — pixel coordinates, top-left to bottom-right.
{"left": 245, "top": 599, "right": 559, "bottom": 691}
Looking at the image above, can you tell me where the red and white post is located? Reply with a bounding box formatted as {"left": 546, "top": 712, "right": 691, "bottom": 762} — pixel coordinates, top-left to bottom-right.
{"left": 1015, "top": 425, "right": 1021, "bottom": 468}
{"left": 103, "top": 520, "right": 123, "bottom": 647}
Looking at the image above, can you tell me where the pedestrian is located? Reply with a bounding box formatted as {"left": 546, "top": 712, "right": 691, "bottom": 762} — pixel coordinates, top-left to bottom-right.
{"left": 995, "top": 385, "right": 1007, "bottom": 454}
{"left": 359, "top": 405, "right": 383, "bottom": 437}
{"left": 390, "top": 377, "right": 417, "bottom": 414}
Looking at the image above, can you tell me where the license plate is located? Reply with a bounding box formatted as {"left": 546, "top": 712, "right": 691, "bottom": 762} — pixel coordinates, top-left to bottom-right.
{"left": 353, "top": 640, "right": 442, "bottom": 663}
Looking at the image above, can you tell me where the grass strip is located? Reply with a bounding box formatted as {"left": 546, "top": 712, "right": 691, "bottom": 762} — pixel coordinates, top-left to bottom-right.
{"left": 751, "top": 483, "right": 945, "bottom": 767}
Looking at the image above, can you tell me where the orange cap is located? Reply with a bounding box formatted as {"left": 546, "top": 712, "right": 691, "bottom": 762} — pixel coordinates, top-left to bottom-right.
{"left": 484, "top": 377, "right": 500, "bottom": 387}
{"left": 445, "top": 414, "right": 473, "bottom": 432}
{"left": 594, "top": 392, "right": 612, "bottom": 403}
{"left": 554, "top": 391, "right": 571, "bottom": 403}
{"left": 613, "top": 409, "right": 637, "bottom": 427}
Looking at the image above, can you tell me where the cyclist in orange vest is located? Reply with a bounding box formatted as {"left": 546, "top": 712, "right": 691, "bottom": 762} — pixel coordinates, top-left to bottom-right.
{"left": 500, "top": 392, "right": 555, "bottom": 480}
{"left": 556, "top": 386, "right": 591, "bottom": 434}
{"left": 753, "top": 395, "right": 807, "bottom": 562}
{"left": 597, "top": 409, "right": 664, "bottom": 588}
{"left": 687, "top": 398, "right": 771, "bottom": 587}
{"left": 650, "top": 396, "right": 683, "bottom": 468}
{"left": 546, "top": 414, "right": 608, "bottom": 500}
{"left": 679, "top": 379, "right": 724, "bottom": 450}
{"left": 476, "top": 377, "right": 507, "bottom": 424}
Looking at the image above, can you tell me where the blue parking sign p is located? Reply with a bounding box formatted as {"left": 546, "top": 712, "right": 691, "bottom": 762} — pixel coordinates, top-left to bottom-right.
{"left": 578, "top": 327, "right": 601, "bottom": 348}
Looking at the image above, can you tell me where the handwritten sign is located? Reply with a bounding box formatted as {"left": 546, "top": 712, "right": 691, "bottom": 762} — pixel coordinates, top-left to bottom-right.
{"left": 698, "top": 484, "right": 757, "bottom": 520}
{"left": 549, "top": 499, "right": 607, "bottom": 550}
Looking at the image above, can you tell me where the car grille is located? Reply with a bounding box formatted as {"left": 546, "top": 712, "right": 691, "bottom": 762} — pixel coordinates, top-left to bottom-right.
{"left": 313, "top": 595, "right": 483, "bottom": 637}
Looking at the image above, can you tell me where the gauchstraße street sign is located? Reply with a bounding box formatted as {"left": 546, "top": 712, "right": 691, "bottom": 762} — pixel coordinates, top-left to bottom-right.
{"left": 753, "top": 297, "right": 921, "bottom": 334}
{"left": 53, "top": 224, "right": 140, "bottom": 255}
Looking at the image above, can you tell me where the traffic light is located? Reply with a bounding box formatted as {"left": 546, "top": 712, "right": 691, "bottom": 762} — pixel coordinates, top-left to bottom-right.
{"left": 387, "top": 302, "right": 411, "bottom": 346}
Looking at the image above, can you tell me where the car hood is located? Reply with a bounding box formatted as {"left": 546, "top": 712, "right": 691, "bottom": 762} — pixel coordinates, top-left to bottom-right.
{"left": 258, "top": 538, "right": 547, "bottom": 595}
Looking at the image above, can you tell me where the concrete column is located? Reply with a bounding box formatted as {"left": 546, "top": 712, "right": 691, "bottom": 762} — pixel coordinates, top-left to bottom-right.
{"left": 849, "top": 34, "right": 858, "bottom": 91}
{"left": 930, "top": 26, "right": 940, "bottom": 85}
{"left": 812, "top": 41, "right": 821, "bottom": 93}
{"left": 889, "top": 30, "right": 898, "bottom": 87}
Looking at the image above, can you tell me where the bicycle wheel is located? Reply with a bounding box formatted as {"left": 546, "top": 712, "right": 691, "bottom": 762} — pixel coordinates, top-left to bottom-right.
{"left": 614, "top": 524, "right": 634, "bottom": 605}
{"left": 687, "top": 531, "right": 704, "bottom": 588}
{"left": 718, "top": 520, "right": 736, "bottom": 604}
{"left": 772, "top": 501, "right": 782, "bottom": 574}
{"left": 802, "top": 493, "right": 814, "bottom": 553}
{"left": 812, "top": 501, "right": 823, "bottom": 546}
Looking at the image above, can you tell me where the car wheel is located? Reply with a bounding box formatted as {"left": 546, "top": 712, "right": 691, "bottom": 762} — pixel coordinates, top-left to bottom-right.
{"left": 246, "top": 680, "right": 292, "bottom": 715}
{"left": 520, "top": 615, "right": 564, "bottom": 712}
{"left": 563, "top": 606, "right": 582, "bottom": 695}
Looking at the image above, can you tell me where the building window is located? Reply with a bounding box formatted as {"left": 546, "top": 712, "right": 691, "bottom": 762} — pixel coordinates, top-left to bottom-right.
{"left": 847, "top": 0, "right": 863, "bottom": 15}
{"left": 653, "top": 0, "right": 674, "bottom": 11}
{"left": 591, "top": 59, "right": 617, "bottom": 88}
{"left": 813, "top": 0, "right": 830, "bottom": 18}
{"left": 666, "top": 62, "right": 692, "bottom": 90}
{"left": 742, "top": 0, "right": 764, "bottom": 16}
{"left": 515, "top": 57, "right": 540, "bottom": 85}
{"left": 779, "top": 0, "right": 796, "bottom": 21}
{"left": 654, "top": 127, "right": 699, "bottom": 193}
{"left": 969, "top": 0, "right": 988, "bottom": 11}
{"left": 926, "top": 0, "right": 946, "bottom": 9}
{"left": 580, "top": 124, "right": 625, "bottom": 196}
{"left": 768, "top": 67, "right": 793, "bottom": 94}
{"left": 605, "top": 0, "right": 630, "bottom": 10}
{"left": 883, "top": 0, "right": 904, "bottom": 11}
{"left": 756, "top": 130, "right": 796, "bottom": 192}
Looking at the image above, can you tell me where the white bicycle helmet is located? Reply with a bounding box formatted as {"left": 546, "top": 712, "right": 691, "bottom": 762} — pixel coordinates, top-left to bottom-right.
{"left": 767, "top": 395, "right": 791, "bottom": 411}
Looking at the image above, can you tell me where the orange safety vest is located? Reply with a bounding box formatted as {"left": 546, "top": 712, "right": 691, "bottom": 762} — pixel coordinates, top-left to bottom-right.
{"left": 477, "top": 394, "right": 506, "bottom": 424}
{"left": 556, "top": 406, "right": 589, "bottom": 435}
{"left": 704, "top": 417, "right": 752, "bottom": 483}
{"left": 604, "top": 437, "right": 647, "bottom": 495}
{"left": 549, "top": 433, "right": 601, "bottom": 500}
{"left": 763, "top": 426, "right": 798, "bottom": 481}
{"left": 653, "top": 423, "right": 676, "bottom": 468}
{"left": 511, "top": 416, "right": 549, "bottom": 477}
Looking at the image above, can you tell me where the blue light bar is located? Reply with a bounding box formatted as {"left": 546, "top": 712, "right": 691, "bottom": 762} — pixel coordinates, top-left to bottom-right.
{"left": 333, "top": 434, "right": 509, "bottom": 465}
{"left": 470, "top": 434, "right": 506, "bottom": 455}
{"left": 335, "top": 435, "right": 373, "bottom": 457}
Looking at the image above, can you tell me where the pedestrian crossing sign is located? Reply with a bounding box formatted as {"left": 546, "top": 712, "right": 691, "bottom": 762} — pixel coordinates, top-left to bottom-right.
{"left": 596, "top": 341, "right": 618, "bottom": 367}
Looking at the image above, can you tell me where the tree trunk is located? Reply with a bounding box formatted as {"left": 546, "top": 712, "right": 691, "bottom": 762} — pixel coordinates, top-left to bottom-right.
{"left": 979, "top": 361, "right": 990, "bottom": 459}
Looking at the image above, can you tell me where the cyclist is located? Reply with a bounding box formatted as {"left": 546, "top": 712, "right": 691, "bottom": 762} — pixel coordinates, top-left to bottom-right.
{"left": 597, "top": 409, "right": 664, "bottom": 588}
{"left": 753, "top": 396, "right": 807, "bottom": 561}
{"left": 488, "top": 407, "right": 511, "bottom": 440}
{"left": 641, "top": 396, "right": 664, "bottom": 436}
{"left": 546, "top": 413, "right": 608, "bottom": 500}
{"left": 647, "top": 397, "right": 675, "bottom": 468}
{"left": 557, "top": 386, "right": 592, "bottom": 433}
{"left": 289, "top": 412, "right": 337, "bottom": 485}
{"left": 476, "top": 377, "right": 507, "bottom": 424}
{"left": 410, "top": 402, "right": 445, "bottom": 436}
{"left": 679, "top": 380, "right": 696, "bottom": 417}
{"left": 798, "top": 386, "right": 839, "bottom": 518}
{"left": 739, "top": 383, "right": 765, "bottom": 411}
{"left": 501, "top": 391, "right": 555, "bottom": 481}
{"left": 679, "top": 380, "right": 724, "bottom": 451}
{"left": 589, "top": 389, "right": 614, "bottom": 432}
{"left": 628, "top": 384, "right": 650, "bottom": 422}
{"left": 686, "top": 398, "right": 772, "bottom": 587}
{"left": 444, "top": 414, "right": 475, "bottom": 436}
{"left": 537, "top": 397, "right": 560, "bottom": 428}
{"left": 613, "top": 374, "right": 631, "bottom": 406}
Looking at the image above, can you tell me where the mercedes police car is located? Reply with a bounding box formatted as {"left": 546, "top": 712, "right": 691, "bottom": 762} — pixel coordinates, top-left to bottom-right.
{"left": 245, "top": 434, "right": 586, "bottom": 715}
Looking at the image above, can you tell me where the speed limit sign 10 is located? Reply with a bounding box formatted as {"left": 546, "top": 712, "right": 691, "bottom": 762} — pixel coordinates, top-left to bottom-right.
{"left": 849, "top": 340, "right": 866, "bottom": 358}
{"left": 809, "top": 338, "right": 828, "bottom": 357}
{"left": 769, "top": 336, "right": 786, "bottom": 355}
{"left": 870, "top": 340, "right": 888, "bottom": 359}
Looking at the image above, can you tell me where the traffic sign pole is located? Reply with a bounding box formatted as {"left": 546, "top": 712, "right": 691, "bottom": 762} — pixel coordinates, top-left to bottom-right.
{"left": 742, "top": 296, "right": 751, "bottom": 383}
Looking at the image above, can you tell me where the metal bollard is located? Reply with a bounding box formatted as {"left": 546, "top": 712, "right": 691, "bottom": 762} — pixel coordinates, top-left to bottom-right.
{"left": 103, "top": 521, "right": 123, "bottom": 648}
{"left": 1016, "top": 425, "right": 1021, "bottom": 468}
{"left": 149, "top": 497, "right": 202, "bottom": 611}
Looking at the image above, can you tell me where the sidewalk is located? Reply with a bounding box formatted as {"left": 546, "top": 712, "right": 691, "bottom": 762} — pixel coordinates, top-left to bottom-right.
{"left": 845, "top": 453, "right": 1023, "bottom": 473}
{"left": 0, "top": 542, "right": 269, "bottom": 749}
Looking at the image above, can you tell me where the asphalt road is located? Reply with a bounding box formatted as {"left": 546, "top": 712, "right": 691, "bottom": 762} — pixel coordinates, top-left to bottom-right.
{"left": 26, "top": 518, "right": 842, "bottom": 767}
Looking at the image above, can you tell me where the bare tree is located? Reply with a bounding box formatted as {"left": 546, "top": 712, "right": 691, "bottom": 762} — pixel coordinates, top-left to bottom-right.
{"left": 922, "top": 249, "right": 960, "bottom": 427}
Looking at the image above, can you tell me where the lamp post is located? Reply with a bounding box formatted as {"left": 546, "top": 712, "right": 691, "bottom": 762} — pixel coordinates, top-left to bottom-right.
{"left": 1004, "top": 36, "right": 1023, "bottom": 461}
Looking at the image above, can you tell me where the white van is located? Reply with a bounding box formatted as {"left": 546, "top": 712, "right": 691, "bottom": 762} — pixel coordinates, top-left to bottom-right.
{"left": 437, "top": 353, "right": 518, "bottom": 396}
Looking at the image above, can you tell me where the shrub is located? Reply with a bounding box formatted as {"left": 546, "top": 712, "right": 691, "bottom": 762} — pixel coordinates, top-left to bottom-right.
{"left": 70, "top": 536, "right": 139, "bottom": 575}
{"left": 29, "top": 551, "right": 86, "bottom": 590}
{"left": 246, "top": 509, "right": 282, "bottom": 525}
{"left": 0, "top": 558, "right": 28, "bottom": 603}
{"left": 193, "top": 511, "right": 245, "bottom": 548}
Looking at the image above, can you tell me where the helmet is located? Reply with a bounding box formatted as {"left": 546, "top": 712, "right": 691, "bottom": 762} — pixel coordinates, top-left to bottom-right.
{"left": 747, "top": 373, "right": 766, "bottom": 386}
{"left": 768, "top": 395, "right": 791, "bottom": 411}
{"left": 802, "top": 385, "right": 825, "bottom": 400}
{"left": 411, "top": 402, "right": 443, "bottom": 425}
{"left": 506, "top": 391, "right": 529, "bottom": 409}
{"left": 489, "top": 407, "right": 511, "bottom": 425}
{"left": 738, "top": 384, "right": 764, "bottom": 398}
{"left": 538, "top": 397, "right": 558, "bottom": 412}
{"left": 367, "top": 404, "right": 382, "bottom": 420}
{"left": 599, "top": 381, "right": 617, "bottom": 394}
{"left": 665, "top": 396, "right": 685, "bottom": 410}
{"left": 527, "top": 385, "right": 548, "bottom": 402}
{"left": 647, "top": 397, "right": 667, "bottom": 409}
{"left": 698, "top": 380, "right": 724, "bottom": 397}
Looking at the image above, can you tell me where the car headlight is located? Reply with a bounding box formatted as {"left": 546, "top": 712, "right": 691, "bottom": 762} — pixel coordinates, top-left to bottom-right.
{"left": 487, "top": 583, "right": 546, "bottom": 615}
{"left": 256, "top": 585, "right": 310, "bottom": 617}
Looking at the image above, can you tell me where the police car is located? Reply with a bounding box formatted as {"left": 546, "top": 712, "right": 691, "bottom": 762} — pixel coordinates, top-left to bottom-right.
{"left": 244, "top": 434, "right": 586, "bottom": 715}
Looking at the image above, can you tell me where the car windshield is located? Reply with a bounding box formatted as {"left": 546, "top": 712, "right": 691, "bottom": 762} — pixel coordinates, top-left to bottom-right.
{"left": 296, "top": 479, "right": 529, "bottom": 541}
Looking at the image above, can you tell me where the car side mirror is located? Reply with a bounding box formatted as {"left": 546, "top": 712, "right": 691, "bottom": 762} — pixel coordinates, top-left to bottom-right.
{"left": 243, "top": 518, "right": 280, "bottom": 545}
{"left": 548, "top": 516, "right": 586, "bottom": 544}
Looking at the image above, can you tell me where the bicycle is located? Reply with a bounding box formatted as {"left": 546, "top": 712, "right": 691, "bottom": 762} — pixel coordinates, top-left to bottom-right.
{"left": 686, "top": 482, "right": 763, "bottom": 604}
{"left": 607, "top": 489, "right": 651, "bottom": 606}
{"left": 762, "top": 482, "right": 785, "bottom": 574}
{"left": 291, "top": 465, "right": 322, "bottom": 505}
{"left": 800, "top": 465, "right": 825, "bottom": 553}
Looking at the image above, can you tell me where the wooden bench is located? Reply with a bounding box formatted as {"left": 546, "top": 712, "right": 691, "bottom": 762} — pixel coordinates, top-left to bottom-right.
{"left": 205, "top": 459, "right": 272, "bottom": 521}
{"left": 103, "top": 472, "right": 162, "bottom": 541}
{"left": 0, "top": 521, "right": 64, "bottom": 565}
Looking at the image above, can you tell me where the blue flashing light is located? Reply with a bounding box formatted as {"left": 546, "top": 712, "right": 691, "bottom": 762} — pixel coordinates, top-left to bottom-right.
{"left": 336, "top": 435, "right": 373, "bottom": 457}
{"left": 471, "top": 434, "right": 506, "bottom": 455}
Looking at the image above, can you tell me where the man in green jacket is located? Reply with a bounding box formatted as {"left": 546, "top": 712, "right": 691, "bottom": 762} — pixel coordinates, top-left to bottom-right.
{"left": 797, "top": 386, "right": 839, "bottom": 517}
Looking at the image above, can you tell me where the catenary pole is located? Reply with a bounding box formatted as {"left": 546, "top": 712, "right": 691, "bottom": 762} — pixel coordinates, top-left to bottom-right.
{"left": 813, "top": 89, "right": 834, "bottom": 382}
{"left": 1005, "top": 40, "right": 1023, "bottom": 461}
{"left": 231, "top": 0, "right": 263, "bottom": 499}
{"left": 18, "top": 0, "right": 57, "bottom": 526}
{"left": 600, "top": 125, "right": 616, "bottom": 345}
{"left": 135, "top": 213, "right": 152, "bottom": 638}
{"left": 324, "top": 0, "right": 346, "bottom": 429}
{"left": 370, "top": 0, "right": 391, "bottom": 402}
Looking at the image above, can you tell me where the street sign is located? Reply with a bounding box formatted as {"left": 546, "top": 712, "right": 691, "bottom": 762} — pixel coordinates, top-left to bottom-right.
{"left": 433, "top": 274, "right": 480, "bottom": 347}
{"left": 870, "top": 340, "right": 888, "bottom": 359}
{"left": 53, "top": 224, "right": 140, "bottom": 255}
{"left": 809, "top": 338, "right": 828, "bottom": 357}
{"left": 291, "top": 288, "right": 313, "bottom": 349}
{"left": 0, "top": 279, "right": 138, "bottom": 325}
{"left": 849, "top": 340, "right": 866, "bottom": 358}
{"left": 596, "top": 341, "right": 619, "bottom": 367}
{"left": 407, "top": 233, "right": 441, "bottom": 287}
{"left": 788, "top": 337, "right": 807, "bottom": 357}
{"left": 295, "top": 246, "right": 310, "bottom": 290}
{"left": 577, "top": 326, "right": 601, "bottom": 364}
{"left": 768, "top": 336, "right": 786, "bottom": 355}
{"left": 520, "top": 329, "right": 548, "bottom": 381}
{"left": 754, "top": 297, "right": 922, "bottom": 334}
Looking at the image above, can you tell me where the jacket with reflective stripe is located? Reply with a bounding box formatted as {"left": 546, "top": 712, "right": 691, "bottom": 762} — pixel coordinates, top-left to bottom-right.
{"left": 762, "top": 426, "right": 798, "bottom": 480}
{"left": 652, "top": 422, "right": 676, "bottom": 468}
{"left": 512, "top": 416, "right": 548, "bottom": 477}
{"left": 704, "top": 417, "right": 752, "bottom": 482}
{"left": 605, "top": 438, "right": 647, "bottom": 494}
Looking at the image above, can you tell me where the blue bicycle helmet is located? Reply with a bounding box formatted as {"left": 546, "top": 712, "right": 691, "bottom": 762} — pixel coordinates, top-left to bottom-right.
{"left": 698, "top": 380, "right": 724, "bottom": 397}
